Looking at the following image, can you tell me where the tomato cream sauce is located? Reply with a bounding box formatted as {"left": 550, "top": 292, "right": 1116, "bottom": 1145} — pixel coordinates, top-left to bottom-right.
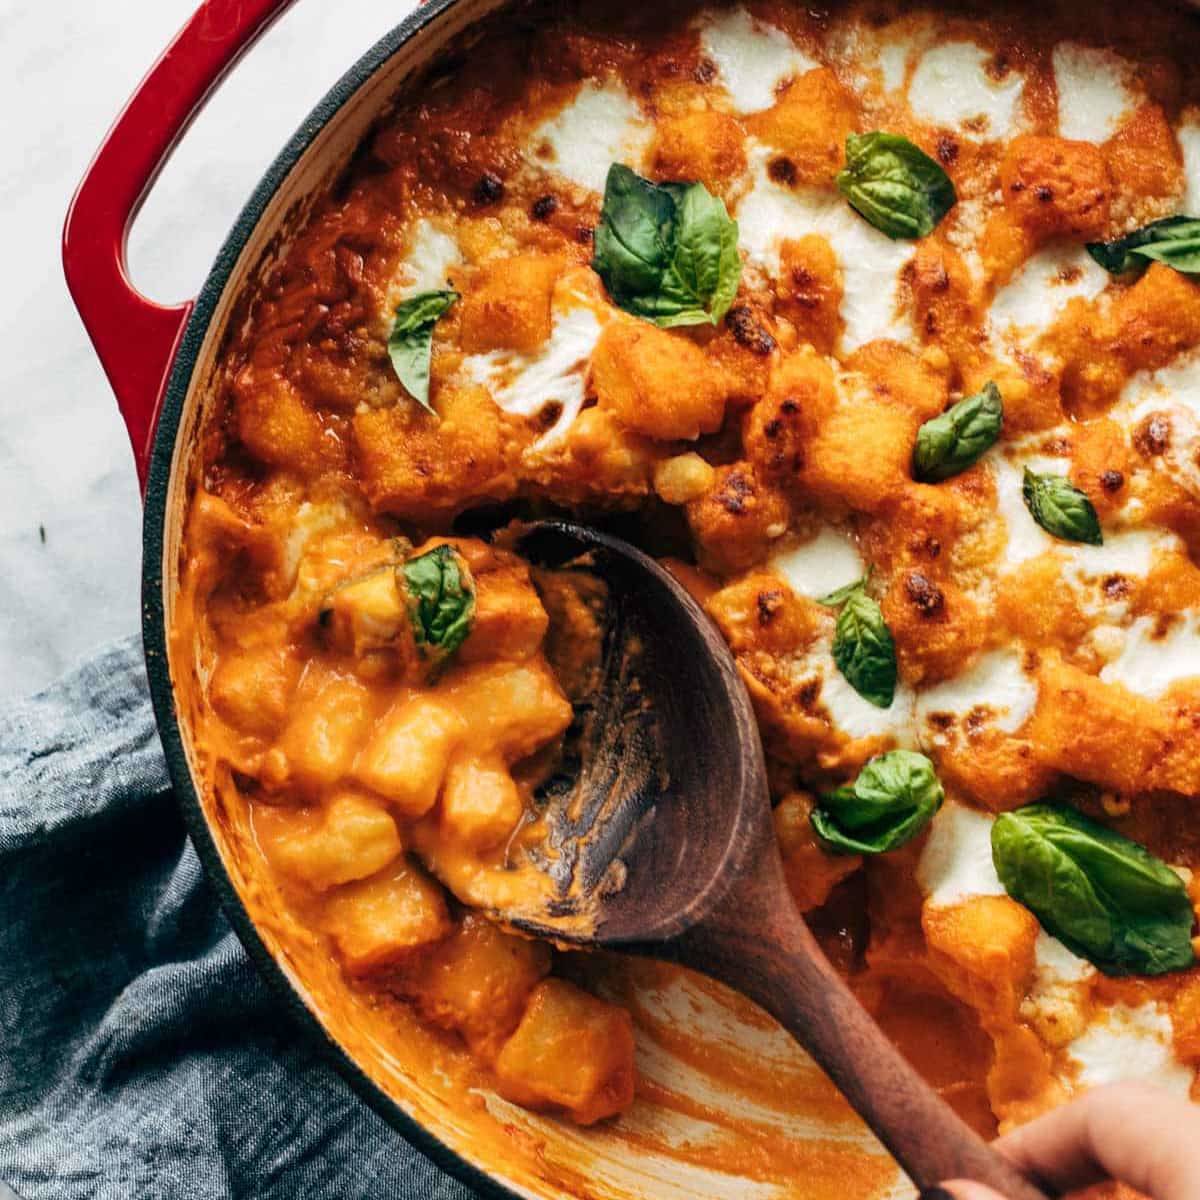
{"left": 174, "top": 0, "right": 1200, "bottom": 1193}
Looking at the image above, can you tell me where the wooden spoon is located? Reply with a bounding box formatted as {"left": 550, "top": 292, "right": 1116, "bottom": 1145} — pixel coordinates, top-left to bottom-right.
{"left": 473, "top": 520, "right": 1050, "bottom": 1200}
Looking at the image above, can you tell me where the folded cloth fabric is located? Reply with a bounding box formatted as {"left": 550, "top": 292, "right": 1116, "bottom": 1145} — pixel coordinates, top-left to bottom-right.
{"left": 0, "top": 636, "right": 481, "bottom": 1200}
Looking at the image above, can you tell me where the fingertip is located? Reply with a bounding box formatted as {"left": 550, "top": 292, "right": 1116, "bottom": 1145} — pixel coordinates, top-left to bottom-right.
{"left": 921, "top": 1180, "right": 1010, "bottom": 1200}
{"left": 994, "top": 1081, "right": 1200, "bottom": 1200}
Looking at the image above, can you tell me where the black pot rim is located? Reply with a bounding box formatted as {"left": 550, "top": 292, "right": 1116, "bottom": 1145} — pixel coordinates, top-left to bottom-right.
{"left": 141, "top": 5, "right": 531, "bottom": 1197}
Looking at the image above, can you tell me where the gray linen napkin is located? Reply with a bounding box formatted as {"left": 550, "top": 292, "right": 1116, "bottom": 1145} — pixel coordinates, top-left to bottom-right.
{"left": 0, "top": 635, "right": 481, "bottom": 1200}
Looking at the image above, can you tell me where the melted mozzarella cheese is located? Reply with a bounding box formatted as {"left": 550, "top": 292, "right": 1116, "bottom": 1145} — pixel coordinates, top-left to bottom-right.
{"left": 1178, "top": 112, "right": 1200, "bottom": 213}
{"left": 1100, "top": 613, "right": 1200, "bottom": 698}
{"left": 1067, "top": 1002, "right": 1194, "bottom": 1094}
{"left": 462, "top": 286, "right": 605, "bottom": 445}
{"left": 1061, "top": 528, "right": 1184, "bottom": 618}
{"left": 769, "top": 527, "right": 864, "bottom": 600}
{"left": 530, "top": 80, "right": 650, "bottom": 194}
{"left": 1114, "top": 351, "right": 1200, "bottom": 499}
{"left": 943, "top": 194, "right": 989, "bottom": 280}
{"left": 816, "top": 657, "right": 916, "bottom": 742}
{"left": 699, "top": 7, "right": 819, "bottom": 113}
{"left": 397, "top": 220, "right": 461, "bottom": 297}
{"left": 1034, "top": 931, "right": 1094, "bottom": 985}
{"left": 380, "top": 220, "right": 463, "bottom": 330}
{"left": 915, "top": 648, "right": 1039, "bottom": 737}
{"left": 737, "top": 148, "right": 915, "bottom": 351}
{"left": 1053, "top": 42, "right": 1138, "bottom": 143}
{"left": 1025, "top": 931, "right": 1094, "bottom": 1048}
{"left": 1122, "top": 347, "right": 1200, "bottom": 418}
{"left": 917, "top": 802, "right": 1005, "bottom": 908}
{"left": 789, "top": 626, "right": 916, "bottom": 743}
{"left": 1149, "top": 405, "right": 1200, "bottom": 499}
{"left": 735, "top": 157, "right": 828, "bottom": 270}
{"left": 989, "top": 424, "right": 1183, "bottom": 616}
{"left": 908, "top": 41, "right": 1024, "bottom": 140}
{"left": 877, "top": 37, "right": 914, "bottom": 93}
{"left": 989, "top": 452, "right": 1175, "bottom": 613}
{"left": 992, "top": 437, "right": 1181, "bottom": 609}
{"left": 989, "top": 453, "right": 1060, "bottom": 566}
{"left": 1065, "top": 529, "right": 1177, "bottom": 582}
{"left": 988, "top": 243, "right": 1109, "bottom": 350}
{"left": 824, "top": 17, "right": 928, "bottom": 95}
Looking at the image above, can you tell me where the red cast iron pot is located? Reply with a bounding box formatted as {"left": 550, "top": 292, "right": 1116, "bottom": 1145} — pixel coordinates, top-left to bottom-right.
{"left": 61, "top": 4, "right": 968, "bottom": 1197}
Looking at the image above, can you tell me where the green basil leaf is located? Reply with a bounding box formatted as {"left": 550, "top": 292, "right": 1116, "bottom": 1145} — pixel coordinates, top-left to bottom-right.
{"left": 812, "top": 750, "right": 944, "bottom": 855}
{"left": 388, "top": 290, "right": 459, "bottom": 412}
{"left": 1132, "top": 238, "right": 1200, "bottom": 273}
{"left": 818, "top": 576, "right": 867, "bottom": 608}
{"left": 818, "top": 572, "right": 896, "bottom": 707}
{"left": 592, "top": 164, "right": 741, "bottom": 327}
{"left": 400, "top": 544, "right": 475, "bottom": 660}
{"left": 832, "top": 587, "right": 897, "bottom": 708}
{"left": 913, "top": 382, "right": 1004, "bottom": 482}
{"left": 656, "top": 181, "right": 742, "bottom": 328}
{"left": 1087, "top": 216, "right": 1200, "bottom": 277}
{"left": 992, "top": 803, "right": 1196, "bottom": 977}
{"left": 835, "top": 132, "right": 957, "bottom": 241}
{"left": 1022, "top": 469, "right": 1103, "bottom": 545}
{"left": 592, "top": 165, "right": 677, "bottom": 300}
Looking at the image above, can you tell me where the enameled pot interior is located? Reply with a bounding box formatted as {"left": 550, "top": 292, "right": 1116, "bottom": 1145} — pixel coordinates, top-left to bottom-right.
{"left": 142, "top": 3, "right": 909, "bottom": 1198}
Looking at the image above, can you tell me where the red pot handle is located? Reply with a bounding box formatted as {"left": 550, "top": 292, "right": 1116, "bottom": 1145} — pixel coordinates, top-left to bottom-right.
{"left": 62, "top": 0, "right": 299, "bottom": 493}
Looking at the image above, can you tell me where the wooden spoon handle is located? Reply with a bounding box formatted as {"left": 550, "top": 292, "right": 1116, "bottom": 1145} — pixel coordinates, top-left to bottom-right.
{"left": 672, "top": 885, "right": 1053, "bottom": 1200}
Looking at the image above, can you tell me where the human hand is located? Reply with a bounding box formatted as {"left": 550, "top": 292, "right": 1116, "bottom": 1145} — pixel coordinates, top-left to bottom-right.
{"left": 926, "top": 1084, "right": 1200, "bottom": 1200}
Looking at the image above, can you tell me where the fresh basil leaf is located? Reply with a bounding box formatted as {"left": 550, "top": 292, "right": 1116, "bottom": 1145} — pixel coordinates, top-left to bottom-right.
{"left": 592, "top": 165, "right": 677, "bottom": 300}
{"left": 812, "top": 750, "right": 944, "bottom": 855}
{"left": 836, "top": 132, "right": 957, "bottom": 241}
{"left": 1133, "top": 237, "right": 1200, "bottom": 273}
{"left": 831, "top": 586, "right": 897, "bottom": 708}
{"left": 592, "top": 164, "right": 741, "bottom": 327}
{"left": 818, "top": 573, "right": 896, "bottom": 707}
{"left": 656, "top": 181, "right": 742, "bottom": 328}
{"left": 400, "top": 544, "right": 475, "bottom": 660}
{"left": 1087, "top": 216, "right": 1200, "bottom": 277}
{"left": 913, "top": 382, "right": 1004, "bottom": 482}
{"left": 992, "top": 803, "right": 1196, "bottom": 977}
{"left": 818, "top": 574, "right": 869, "bottom": 608}
{"left": 388, "top": 290, "right": 459, "bottom": 412}
{"left": 1022, "top": 469, "right": 1103, "bottom": 545}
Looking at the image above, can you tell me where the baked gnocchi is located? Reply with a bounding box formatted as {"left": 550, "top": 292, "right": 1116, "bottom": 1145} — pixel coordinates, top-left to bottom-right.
{"left": 177, "top": 0, "right": 1200, "bottom": 1140}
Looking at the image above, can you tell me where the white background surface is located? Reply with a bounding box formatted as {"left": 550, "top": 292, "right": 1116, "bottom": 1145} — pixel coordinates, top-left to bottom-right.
{"left": 0, "top": 0, "right": 418, "bottom": 700}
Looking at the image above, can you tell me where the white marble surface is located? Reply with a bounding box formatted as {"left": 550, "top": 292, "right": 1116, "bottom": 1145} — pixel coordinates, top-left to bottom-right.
{"left": 0, "top": 0, "right": 418, "bottom": 700}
